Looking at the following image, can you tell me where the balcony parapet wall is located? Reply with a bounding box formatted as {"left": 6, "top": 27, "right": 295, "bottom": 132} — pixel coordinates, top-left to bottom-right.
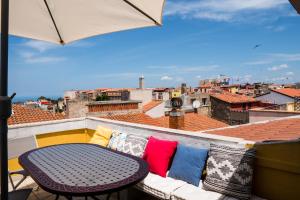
{"left": 8, "top": 116, "right": 251, "bottom": 147}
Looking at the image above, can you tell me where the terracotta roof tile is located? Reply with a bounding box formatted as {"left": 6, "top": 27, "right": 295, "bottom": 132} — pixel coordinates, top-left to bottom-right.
{"left": 211, "top": 93, "right": 257, "bottom": 103}
{"left": 8, "top": 105, "right": 65, "bottom": 125}
{"left": 157, "top": 113, "right": 228, "bottom": 132}
{"left": 143, "top": 101, "right": 162, "bottom": 112}
{"left": 103, "top": 113, "right": 228, "bottom": 132}
{"left": 207, "top": 118, "right": 300, "bottom": 142}
{"left": 102, "top": 113, "right": 162, "bottom": 127}
{"left": 273, "top": 88, "right": 300, "bottom": 98}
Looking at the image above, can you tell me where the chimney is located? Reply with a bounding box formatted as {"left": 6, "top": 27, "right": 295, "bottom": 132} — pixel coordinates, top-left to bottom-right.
{"left": 139, "top": 75, "right": 144, "bottom": 89}
{"left": 181, "top": 83, "right": 187, "bottom": 94}
{"left": 169, "top": 97, "right": 185, "bottom": 129}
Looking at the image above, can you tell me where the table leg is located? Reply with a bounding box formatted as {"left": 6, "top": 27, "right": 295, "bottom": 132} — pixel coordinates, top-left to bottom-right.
{"left": 119, "top": 189, "right": 128, "bottom": 200}
{"left": 64, "top": 196, "right": 72, "bottom": 200}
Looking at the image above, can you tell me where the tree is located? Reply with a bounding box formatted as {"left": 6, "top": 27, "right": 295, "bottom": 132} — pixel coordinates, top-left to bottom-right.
{"left": 96, "top": 94, "right": 109, "bottom": 101}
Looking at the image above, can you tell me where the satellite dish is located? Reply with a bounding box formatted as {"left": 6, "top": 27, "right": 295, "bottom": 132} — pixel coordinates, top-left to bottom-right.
{"left": 192, "top": 100, "right": 201, "bottom": 109}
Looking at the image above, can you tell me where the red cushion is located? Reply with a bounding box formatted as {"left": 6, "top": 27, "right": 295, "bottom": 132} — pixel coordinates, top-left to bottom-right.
{"left": 143, "top": 136, "right": 178, "bottom": 177}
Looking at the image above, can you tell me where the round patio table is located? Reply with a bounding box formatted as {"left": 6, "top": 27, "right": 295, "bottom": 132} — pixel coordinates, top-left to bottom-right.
{"left": 19, "top": 143, "right": 149, "bottom": 199}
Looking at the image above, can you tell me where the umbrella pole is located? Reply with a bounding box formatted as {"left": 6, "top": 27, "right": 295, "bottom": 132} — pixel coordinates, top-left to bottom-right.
{"left": 0, "top": 0, "right": 10, "bottom": 199}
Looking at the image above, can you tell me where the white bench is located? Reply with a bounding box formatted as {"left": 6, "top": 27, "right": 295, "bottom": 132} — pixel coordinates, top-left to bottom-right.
{"left": 136, "top": 172, "right": 266, "bottom": 200}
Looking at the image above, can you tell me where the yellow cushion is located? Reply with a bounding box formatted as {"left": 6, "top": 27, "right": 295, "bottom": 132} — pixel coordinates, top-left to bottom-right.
{"left": 89, "top": 126, "right": 112, "bottom": 147}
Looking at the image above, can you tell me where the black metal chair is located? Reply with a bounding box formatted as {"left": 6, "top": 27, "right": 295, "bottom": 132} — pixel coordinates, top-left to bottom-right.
{"left": 8, "top": 136, "right": 38, "bottom": 190}
{"left": 8, "top": 189, "right": 32, "bottom": 200}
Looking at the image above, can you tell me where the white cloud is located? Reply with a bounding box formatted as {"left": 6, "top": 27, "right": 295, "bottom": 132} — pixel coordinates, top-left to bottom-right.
{"left": 20, "top": 51, "right": 66, "bottom": 63}
{"left": 161, "top": 76, "right": 173, "bottom": 81}
{"left": 196, "top": 75, "right": 202, "bottom": 79}
{"left": 269, "top": 53, "right": 300, "bottom": 62}
{"left": 23, "top": 40, "right": 57, "bottom": 52}
{"left": 268, "top": 64, "right": 288, "bottom": 71}
{"left": 165, "top": 0, "right": 290, "bottom": 22}
{"left": 286, "top": 71, "right": 294, "bottom": 76}
{"left": 245, "top": 53, "right": 300, "bottom": 65}
{"left": 266, "top": 25, "right": 285, "bottom": 32}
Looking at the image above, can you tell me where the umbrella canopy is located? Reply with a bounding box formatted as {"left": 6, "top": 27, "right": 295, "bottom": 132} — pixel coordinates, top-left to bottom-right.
{"left": 1, "top": 0, "right": 165, "bottom": 44}
{"left": 0, "top": 0, "right": 165, "bottom": 199}
{"left": 289, "top": 0, "right": 300, "bottom": 14}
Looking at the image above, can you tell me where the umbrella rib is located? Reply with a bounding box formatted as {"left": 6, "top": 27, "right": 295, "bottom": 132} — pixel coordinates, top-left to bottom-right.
{"left": 43, "top": 0, "right": 64, "bottom": 44}
{"left": 122, "top": 0, "right": 161, "bottom": 26}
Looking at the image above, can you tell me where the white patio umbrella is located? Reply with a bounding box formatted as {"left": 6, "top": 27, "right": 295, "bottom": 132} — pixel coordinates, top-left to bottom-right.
{"left": 289, "top": 0, "right": 300, "bottom": 14}
{"left": 0, "top": 0, "right": 165, "bottom": 199}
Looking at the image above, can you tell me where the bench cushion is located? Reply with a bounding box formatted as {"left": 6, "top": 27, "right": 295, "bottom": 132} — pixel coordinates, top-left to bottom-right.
{"left": 171, "top": 183, "right": 266, "bottom": 200}
{"left": 203, "top": 144, "right": 256, "bottom": 200}
{"left": 89, "top": 126, "right": 112, "bottom": 147}
{"left": 168, "top": 144, "right": 208, "bottom": 186}
{"left": 107, "top": 131, "right": 127, "bottom": 151}
{"left": 143, "top": 136, "right": 178, "bottom": 177}
{"left": 122, "top": 134, "right": 148, "bottom": 157}
{"left": 136, "top": 172, "right": 187, "bottom": 199}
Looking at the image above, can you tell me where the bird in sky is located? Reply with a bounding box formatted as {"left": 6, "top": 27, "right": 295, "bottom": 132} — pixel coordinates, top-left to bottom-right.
{"left": 253, "top": 44, "right": 262, "bottom": 49}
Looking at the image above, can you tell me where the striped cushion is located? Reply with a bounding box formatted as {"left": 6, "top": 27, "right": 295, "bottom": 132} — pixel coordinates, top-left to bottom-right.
{"left": 203, "top": 144, "right": 256, "bottom": 200}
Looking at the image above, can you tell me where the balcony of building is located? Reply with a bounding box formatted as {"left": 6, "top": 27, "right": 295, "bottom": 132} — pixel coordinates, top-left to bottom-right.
{"left": 7, "top": 116, "right": 300, "bottom": 200}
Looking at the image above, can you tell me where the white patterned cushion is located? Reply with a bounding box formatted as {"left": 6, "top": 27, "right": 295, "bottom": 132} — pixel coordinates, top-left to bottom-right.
{"left": 203, "top": 144, "right": 256, "bottom": 200}
{"left": 107, "top": 131, "right": 127, "bottom": 151}
{"left": 136, "top": 172, "right": 187, "bottom": 200}
{"left": 122, "top": 134, "right": 148, "bottom": 157}
{"left": 171, "top": 183, "right": 266, "bottom": 200}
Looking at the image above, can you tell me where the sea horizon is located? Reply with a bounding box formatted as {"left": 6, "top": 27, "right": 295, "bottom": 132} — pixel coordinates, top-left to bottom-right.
{"left": 13, "top": 95, "right": 62, "bottom": 103}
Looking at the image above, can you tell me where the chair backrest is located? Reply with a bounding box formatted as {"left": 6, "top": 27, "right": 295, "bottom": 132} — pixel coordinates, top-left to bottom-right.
{"left": 8, "top": 136, "right": 38, "bottom": 159}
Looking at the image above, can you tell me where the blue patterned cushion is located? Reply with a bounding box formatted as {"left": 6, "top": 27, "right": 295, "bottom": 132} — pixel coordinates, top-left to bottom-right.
{"left": 107, "top": 131, "right": 127, "bottom": 151}
{"left": 168, "top": 144, "right": 208, "bottom": 186}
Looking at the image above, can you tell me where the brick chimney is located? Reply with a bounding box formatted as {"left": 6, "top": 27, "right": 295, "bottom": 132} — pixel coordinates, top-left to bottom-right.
{"left": 169, "top": 97, "right": 185, "bottom": 129}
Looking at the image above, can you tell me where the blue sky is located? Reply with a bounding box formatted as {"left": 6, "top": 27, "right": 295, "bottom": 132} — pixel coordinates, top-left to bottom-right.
{"left": 8, "top": 0, "right": 300, "bottom": 97}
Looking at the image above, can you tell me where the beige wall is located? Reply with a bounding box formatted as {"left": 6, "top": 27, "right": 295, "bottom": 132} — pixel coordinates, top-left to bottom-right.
{"left": 130, "top": 89, "right": 153, "bottom": 105}
{"left": 249, "top": 110, "right": 300, "bottom": 123}
{"left": 66, "top": 100, "right": 89, "bottom": 118}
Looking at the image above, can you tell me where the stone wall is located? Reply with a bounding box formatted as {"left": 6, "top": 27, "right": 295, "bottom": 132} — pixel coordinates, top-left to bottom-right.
{"left": 66, "top": 100, "right": 89, "bottom": 118}
{"left": 210, "top": 97, "right": 230, "bottom": 123}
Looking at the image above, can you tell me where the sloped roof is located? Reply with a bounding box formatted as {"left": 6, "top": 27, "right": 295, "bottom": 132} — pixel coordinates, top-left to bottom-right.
{"left": 206, "top": 117, "right": 300, "bottom": 141}
{"left": 8, "top": 105, "right": 65, "bottom": 125}
{"left": 143, "top": 101, "right": 162, "bottom": 112}
{"left": 103, "top": 113, "right": 162, "bottom": 127}
{"left": 103, "top": 113, "right": 228, "bottom": 132}
{"left": 211, "top": 93, "right": 257, "bottom": 103}
{"left": 272, "top": 88, "right": 300, "bottom": 98}
{"left": 157, "top": 113, "right": 228, "bottom": 132}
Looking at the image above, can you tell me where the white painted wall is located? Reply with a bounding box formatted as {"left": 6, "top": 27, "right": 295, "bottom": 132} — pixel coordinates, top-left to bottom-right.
{"left": 145, "top": 101, "right": 168, "bottom": 118}
{"left": 8, "top": 116, "right": 251, "bottom": 154}
{"left": 256, "top": 91, "right": 294, "bottom": 105}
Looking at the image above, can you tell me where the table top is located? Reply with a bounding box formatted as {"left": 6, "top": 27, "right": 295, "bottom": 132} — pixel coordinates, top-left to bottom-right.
{"left": 19, "top": 143, "right": 149, "bottom": 196}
